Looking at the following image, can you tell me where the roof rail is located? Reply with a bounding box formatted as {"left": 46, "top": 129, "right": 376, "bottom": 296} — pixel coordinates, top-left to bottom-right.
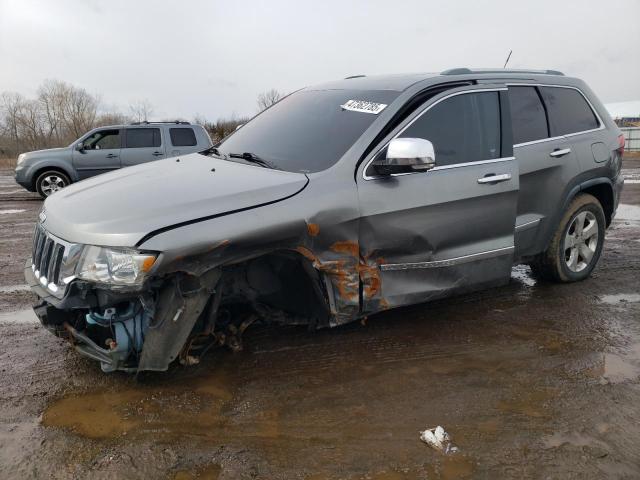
{"left": 344, "top": 74, "right": 366, "bottom": 79}
{"left": 129, "top": 120, "right": 191, "bottom": 125}
{"left": 441, "top": 68, "right": 564, "bottom": 76}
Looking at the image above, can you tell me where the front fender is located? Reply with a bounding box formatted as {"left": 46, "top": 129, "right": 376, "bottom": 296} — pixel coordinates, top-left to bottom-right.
{"left": 22, "top": 157, "right": 77, "bottom": 184}
{"left": 138, "top": 180, "right": 363, "bottom": 325}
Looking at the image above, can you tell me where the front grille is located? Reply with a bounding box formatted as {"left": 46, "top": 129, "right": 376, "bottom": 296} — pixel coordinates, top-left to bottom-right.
{"left": 31, "top": 225, "right": 77, "bottom": 298}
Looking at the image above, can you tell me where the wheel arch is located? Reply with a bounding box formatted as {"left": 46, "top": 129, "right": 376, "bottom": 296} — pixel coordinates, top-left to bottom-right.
{"left": 32, "top": 165, "right": 74, "bottom": 191}
{"left": 579, "top": 179, "right": 614, "bottom": 227}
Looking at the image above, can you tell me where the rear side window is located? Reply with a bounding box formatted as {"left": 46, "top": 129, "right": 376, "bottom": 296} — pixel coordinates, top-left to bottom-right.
{"left": 399, "top": 91, "right": 501, "bottom": 167}
{"left": 508, "top": 86, "right": 549, "bottom": 144}
{"left": 539, "top": 87, "right": 599, "bottom": 136}
{"left": 125, "top": 128, "right": 161, "bottom": 148}
{"left": 170, "top": 128, "right": 197, "bottom": 147}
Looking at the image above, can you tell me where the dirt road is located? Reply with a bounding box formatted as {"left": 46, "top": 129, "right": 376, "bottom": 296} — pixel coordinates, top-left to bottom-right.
{"left": 1, "top": 161, "right": 639, "bottom": 479}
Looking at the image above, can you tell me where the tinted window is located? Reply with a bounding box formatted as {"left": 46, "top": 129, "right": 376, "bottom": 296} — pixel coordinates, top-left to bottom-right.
{"left": 539, "top": 87, "right": 599, "bottom": 136}
{"left": 170, "top": 128, "right": 197, "bottom": 146}
{"left": 508, "top": 86, "right": 548, "bottom": 144}
{"left": 125, "top": 128, "right": 161, "bottom": 148}
{"left": 82, "top": 130, "right": 120, "bottom": 150}
{"left": 216, "top": 89, "right": 400, "bottom": 173}
{"left": 82, "top": 129, "right": 120, "bottom": 150}
{"left": 399, "top": 91, "right": 501, "bottom": 167}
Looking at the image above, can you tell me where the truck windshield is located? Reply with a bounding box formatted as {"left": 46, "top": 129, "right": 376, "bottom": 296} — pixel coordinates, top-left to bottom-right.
{"left": 214, "top": 89, "right": 400, "bottom": 173}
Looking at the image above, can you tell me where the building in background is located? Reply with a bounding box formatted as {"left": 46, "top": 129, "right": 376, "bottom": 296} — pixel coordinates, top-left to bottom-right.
{"left": 606, "top": 101, "right": 640, "bottom": 152}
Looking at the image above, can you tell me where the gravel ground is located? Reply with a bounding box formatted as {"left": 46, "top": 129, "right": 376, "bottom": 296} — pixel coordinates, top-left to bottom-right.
{"left": 0, "top": 160, "right": 639, "bottom": 479}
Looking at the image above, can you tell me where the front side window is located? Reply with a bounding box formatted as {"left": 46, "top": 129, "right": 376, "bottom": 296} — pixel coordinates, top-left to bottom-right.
{"left": 82, "top": 129, "right": 120, "bottom": 150}
{"left": 170, "top": 128, "right": 197, "bottom": 147}
{"left": 125, "top": 128, "right": 161, "bottom": 148}
{"left": 399, "top": 91, "right": 501, "bottom": 167}
{"left": 508, "top": 86, "right": 549, "bottom": 144}
{"left": 215, "top": 89, "right": 400, "bottom": 173}
{"left": 539, "top": 87, "right": 599, "bottom": 136}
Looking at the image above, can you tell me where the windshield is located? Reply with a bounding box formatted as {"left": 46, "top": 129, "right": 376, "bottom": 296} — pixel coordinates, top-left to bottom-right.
{"left": 214, "top": 89, "right": 400, "bottom": 173}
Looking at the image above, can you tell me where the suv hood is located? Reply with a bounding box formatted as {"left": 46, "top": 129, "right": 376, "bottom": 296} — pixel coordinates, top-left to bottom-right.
{"left": 42, "top": 153, "right": 309, "bottom": 247}
{"left": 23, "top": 147, "right": 70, "bottom": 158}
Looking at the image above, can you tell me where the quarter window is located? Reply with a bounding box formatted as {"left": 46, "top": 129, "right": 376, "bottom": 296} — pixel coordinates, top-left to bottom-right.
{"left": 539, "top": 87, "right": 599, "bottom": 136}
{"left": 170, "top": 128, "right": 197, "bottom": 147}
{"left": 508, "top": 86, "right": 549, "bottom": 144}
{"left": 399, "top": 91, "right": 501, "bottom": 167}
{"left": 125, "top": 128, "right": 161, "bottom": 148}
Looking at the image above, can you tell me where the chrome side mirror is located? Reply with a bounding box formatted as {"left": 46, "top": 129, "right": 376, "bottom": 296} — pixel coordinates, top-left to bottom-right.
{"left": 75, "top": 143, "right": 85, "bottom": 152}
{"left": 372, "top": 138, "right": 436, "bottom": 175}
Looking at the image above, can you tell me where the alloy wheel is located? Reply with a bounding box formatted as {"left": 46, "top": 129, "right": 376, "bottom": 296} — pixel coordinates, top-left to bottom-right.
{"left": 563, "top": 211, "right": 599, "bottom": 273}
{"left": 40, "top": 175, "right": 67, "bottom": 196}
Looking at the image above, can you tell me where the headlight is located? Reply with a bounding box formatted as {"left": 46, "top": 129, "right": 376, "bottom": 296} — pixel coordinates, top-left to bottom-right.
{"left": 76, "top": 246, "right": 157, "bottom": 286}
{"left": 17, "top": 154, "right": 25, "bottom": 165}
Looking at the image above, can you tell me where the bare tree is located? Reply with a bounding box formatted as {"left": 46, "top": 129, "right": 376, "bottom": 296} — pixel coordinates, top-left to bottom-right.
{"left": 0, "top": 92, "right": 25, "bottom": 154}
{"left": 199, "top": 115, "right": 251, "bottom": 143}
{"left": 16, "top": 99, "right": 46, "bottom": 151}
{"left": 257, "top": 89, "right": 283, "bottom": 111}
{"left": 60, "top": 84, "right": 99, "bottom": 139}
{"left": 129, "top": 99, "right": 154, "bottom": 123}
{"left": 0, "top": 82, "right": 99, "bottom": 155}
{"left": 37, "top": 79, "right": 67, "bottom": 145}
{"left": 96, "top": 111, "right": 130, "bottom": 127}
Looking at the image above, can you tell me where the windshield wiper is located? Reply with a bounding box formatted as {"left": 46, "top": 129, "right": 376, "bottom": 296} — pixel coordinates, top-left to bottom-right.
{"left": 201, "top": 146, "right": 224, "bottom": 157}
{"left": 228, "top": 152, "right": 278, "bottom": 170}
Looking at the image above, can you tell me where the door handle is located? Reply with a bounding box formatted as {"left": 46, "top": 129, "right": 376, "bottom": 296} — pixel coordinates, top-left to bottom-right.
{"left": 477, "top": 173, "right": 511, "bottom": 184}
{"left": 549, "top": 147, "right": 571, "bottom": 158}
{"left": 152, "top": 151, "right": 164, "bottom": 157}
{"left": 105, "top": 153, "right": 119, "bottom": 158}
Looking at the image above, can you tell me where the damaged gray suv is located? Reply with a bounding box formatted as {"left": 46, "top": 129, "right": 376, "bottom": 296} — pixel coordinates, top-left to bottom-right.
{"left": 26, "top": 68, "right": 625, "bottom": 373}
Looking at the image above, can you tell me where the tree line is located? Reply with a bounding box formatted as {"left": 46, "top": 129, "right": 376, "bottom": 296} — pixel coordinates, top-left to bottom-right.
{"left": 0, "top": 80, "right": 282, "bottom": 157}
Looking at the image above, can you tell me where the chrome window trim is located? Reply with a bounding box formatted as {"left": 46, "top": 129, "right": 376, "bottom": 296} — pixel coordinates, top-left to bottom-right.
{"left": 380, "top": 246, "right": 515, "bottom": 271}
{"left": 432, "top": 156, "right": 514, "bottom": 172}
{"left": 362, "top": 87, "right": 508, "bottom": 181}
{"left": 508, "top": 83, "right": 605, "bottom": 148}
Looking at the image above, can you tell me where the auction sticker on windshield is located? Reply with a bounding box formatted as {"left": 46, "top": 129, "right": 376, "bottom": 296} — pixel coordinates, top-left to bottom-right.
{"left": 341, "top": 100, "right": 387, "bottom": 114}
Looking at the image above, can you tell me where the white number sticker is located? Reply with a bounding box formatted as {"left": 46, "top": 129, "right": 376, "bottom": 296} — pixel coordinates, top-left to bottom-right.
{"left": 340, "top": 99, "right": 387, "bottom": 114}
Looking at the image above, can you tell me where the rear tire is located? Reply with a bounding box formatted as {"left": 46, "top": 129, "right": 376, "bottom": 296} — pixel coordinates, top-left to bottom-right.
{"left": 35, "top": 170, "right": 70, "bottom": 198}
{"left": 529, "top": 193, "right": 605, "bottom": 282}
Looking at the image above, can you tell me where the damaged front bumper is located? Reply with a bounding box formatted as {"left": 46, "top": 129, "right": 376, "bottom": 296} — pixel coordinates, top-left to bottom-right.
{"left": 26, "top": 258, "right": 223, "bottom": 373}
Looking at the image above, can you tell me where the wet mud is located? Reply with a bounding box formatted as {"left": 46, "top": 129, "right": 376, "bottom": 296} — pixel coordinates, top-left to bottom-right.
{"left": 1, "top": 164, "right": 640, "bottom": 479}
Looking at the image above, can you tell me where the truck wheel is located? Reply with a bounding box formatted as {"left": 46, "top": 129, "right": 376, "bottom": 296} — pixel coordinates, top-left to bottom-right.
{"left": 530, "top": 193, "right": 605, "bottom": 282}
{"left": 35, "top": 170, "right": 70, "bottom": 198}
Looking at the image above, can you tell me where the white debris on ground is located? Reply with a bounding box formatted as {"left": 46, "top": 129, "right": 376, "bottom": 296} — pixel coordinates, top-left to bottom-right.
{"left": 623, "top": 169, "right": 640, "bottom": 185}
{"left": 420, "top": 426, "right": 459, "bottom": 454}
{"left": 0, "top": 209, "right": 26, "bottom": 215}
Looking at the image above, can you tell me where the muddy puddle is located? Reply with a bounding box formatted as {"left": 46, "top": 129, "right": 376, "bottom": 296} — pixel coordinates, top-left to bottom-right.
{"left": 43, "top": 368, "right": 233, "bottom": 440}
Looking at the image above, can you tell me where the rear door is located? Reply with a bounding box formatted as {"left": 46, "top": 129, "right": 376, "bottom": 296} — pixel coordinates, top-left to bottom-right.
{"left": 72, "top": 128, "right": 122, "bottom": 179}
{"left": 357, "top": 85, "right": 518, "bottom": 311}
{"left": 120, "top": 127, "right": 165, "bottom": 167}
{"left": 508, "top": 85, "right": 586, "bottom": 259}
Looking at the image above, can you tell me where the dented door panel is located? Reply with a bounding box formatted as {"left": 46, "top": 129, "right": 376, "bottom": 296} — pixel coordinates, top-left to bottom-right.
{"left": 357, "top": 160, "right": 519, "bottom": 310}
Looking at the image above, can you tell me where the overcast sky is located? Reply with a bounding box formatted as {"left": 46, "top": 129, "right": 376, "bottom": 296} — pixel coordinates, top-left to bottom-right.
{"left": 1, "top": 0, "right": 638, "bottom": 120}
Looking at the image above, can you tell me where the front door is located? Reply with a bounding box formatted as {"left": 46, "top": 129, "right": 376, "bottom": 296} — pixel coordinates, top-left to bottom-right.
{"left": 72, "top": 128, "right": 122, "bottom": 179}
{"left": 120, "top": 127, "right": 165, "bottom": 167}
{"left": 357, "top": 86, "right": 519, "bottom": 312}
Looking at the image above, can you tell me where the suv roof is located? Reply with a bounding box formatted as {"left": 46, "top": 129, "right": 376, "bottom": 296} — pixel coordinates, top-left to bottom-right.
{"left": 88, "top": 121, "right": 197, "bottom": 130}
{"left": 129, "top": 121, "right": 191, "bottom": 126}
{"left": 312, "top": 68, "right": 573, "bottom": 93}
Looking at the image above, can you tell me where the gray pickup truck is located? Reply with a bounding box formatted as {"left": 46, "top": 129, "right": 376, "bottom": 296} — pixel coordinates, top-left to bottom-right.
{"left": 26, "top": 68, "right": 624, "bottom": 373}
{"left": 14, "top": 121, "right": 212, "bottom": 197}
